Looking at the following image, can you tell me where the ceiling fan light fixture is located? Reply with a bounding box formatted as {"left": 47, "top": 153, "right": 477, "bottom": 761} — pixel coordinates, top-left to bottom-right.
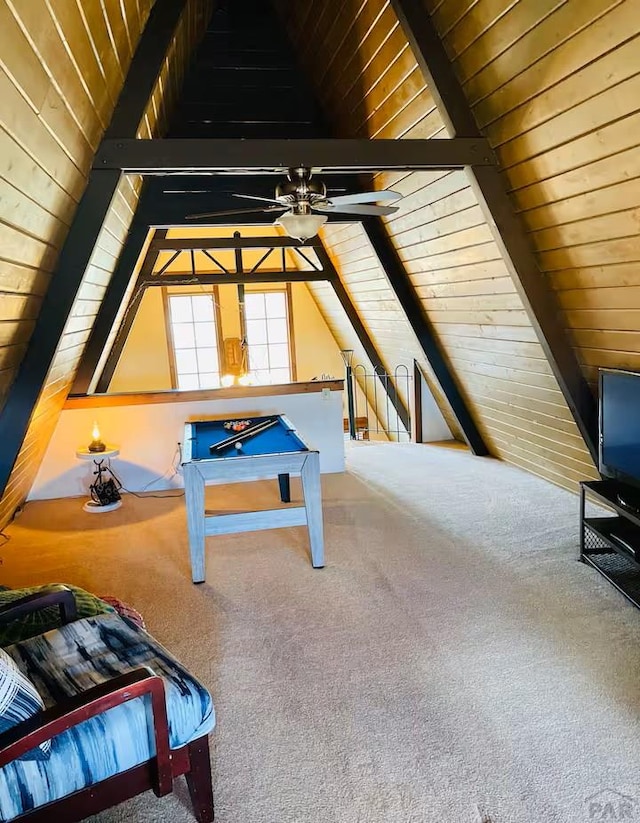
{"left": 276, "top": 212, "right": 328, "bottom": 241}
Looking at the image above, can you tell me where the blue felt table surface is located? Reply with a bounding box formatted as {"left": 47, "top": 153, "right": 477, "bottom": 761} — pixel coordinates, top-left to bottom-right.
{"left": 188, "top": 415, "right": 308, "bottom": 460}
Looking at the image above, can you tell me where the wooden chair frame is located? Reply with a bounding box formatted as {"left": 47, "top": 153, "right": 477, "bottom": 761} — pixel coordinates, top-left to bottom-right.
{"left": 0, "top": 589, "right": 214, "bottom": 822}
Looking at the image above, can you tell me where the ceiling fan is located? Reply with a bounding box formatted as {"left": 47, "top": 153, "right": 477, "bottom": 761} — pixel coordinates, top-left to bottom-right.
{"left": 185, "top": 166, "right": 401, "bottom": 240}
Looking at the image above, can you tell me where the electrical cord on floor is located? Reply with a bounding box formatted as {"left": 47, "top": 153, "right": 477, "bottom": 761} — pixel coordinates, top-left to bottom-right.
{"left": 107, "top": 444, "right": 185, "bottom": 499}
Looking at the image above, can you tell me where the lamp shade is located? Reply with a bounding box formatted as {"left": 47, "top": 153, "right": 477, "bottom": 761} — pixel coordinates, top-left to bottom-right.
{"left": 276, "top": 212, "right": 328, "bottom": 241}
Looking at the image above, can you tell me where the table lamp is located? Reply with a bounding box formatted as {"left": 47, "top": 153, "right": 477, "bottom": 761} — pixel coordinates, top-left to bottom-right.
{"left": 88, "top": 420, "right": 106, "bottom": 453}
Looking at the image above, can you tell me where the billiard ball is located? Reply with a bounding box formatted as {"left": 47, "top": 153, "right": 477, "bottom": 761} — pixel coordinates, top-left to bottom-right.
{"left": 234, "top": 442, "right": 242, "bottom": 451}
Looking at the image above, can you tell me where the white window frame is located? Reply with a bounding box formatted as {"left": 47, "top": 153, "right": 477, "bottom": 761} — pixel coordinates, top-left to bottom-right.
{"left": 244, "top": 285, "right": 296, "bottom": 385}
{"left": 164, "top": 289, "right": 223, "bottom": 391}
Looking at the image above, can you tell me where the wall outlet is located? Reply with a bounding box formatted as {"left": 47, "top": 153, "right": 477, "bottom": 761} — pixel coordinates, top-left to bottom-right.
{"left": 321, "top": 387, "right": 331, "bottom": 400}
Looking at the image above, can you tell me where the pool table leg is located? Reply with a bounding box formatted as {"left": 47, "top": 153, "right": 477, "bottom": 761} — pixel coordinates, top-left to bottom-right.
{"left": 300, "top": 452, "right": 324, "bottom": 568}
{"left": 277, "top": 473, "right": 291, "bottom": 503}
{"left": 184, "top": 463, "right": 206, "bottom": 583}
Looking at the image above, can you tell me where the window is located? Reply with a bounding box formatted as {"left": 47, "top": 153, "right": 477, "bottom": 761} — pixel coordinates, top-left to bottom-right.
{"left": 167, "top": 293, "right": 221, "bottom": 390}
{"left": 244, "top": 291, "right": 293, "bottom": 384}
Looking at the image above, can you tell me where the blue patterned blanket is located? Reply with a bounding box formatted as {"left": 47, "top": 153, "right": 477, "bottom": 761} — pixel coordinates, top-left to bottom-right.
{"left": 0, "top": 614, "right": 215, "bottom": 820}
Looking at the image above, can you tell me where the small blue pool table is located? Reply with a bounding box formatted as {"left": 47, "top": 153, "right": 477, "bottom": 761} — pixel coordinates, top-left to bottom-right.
{"left": 182, "top": 414, "right": 324, "bottom": 582}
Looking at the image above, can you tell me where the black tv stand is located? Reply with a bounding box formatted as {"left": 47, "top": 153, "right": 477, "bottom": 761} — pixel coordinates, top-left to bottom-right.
{"left": 580, "top": 479, "right": 640, "bottom": 609}
{"left": 615, "top": 490, "right": 640, "bottom": 516}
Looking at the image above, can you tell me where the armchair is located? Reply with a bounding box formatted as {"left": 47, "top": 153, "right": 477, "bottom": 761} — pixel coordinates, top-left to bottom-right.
{"left": 0, "top": 590, "right": 215, "bottom": 822}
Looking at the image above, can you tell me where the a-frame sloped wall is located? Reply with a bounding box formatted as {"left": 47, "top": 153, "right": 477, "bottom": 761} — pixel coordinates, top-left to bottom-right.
{"left": 428, "top": 1, "right": 640, "bottom": 387}
{"left": 275, "top": 0, "right": 598, "bottom": 491}
{"left": 0, "top": 0, "right": 212, "bottom": 524}
{"left": 318, "top": 221, "right": 461, "bottom": 440}
{"left": 0, "top": 0, "right": 154, "bottom": 409}
{"left": 304, "top": 277, "right": 404, "bottom": 437}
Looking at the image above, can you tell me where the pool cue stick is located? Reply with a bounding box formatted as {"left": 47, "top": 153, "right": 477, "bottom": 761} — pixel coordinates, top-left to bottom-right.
{"left": 209, "top": 418, "right": 274, "bottom": 453}
{"left": 214, "top": 417, "right": 278, "bottom": 452}
{"left": 210, "top": 417, "right": 278, "bottom": 453}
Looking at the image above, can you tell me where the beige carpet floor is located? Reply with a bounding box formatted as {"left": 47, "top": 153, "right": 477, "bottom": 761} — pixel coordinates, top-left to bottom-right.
{"left": 3, "top": 442, "right": 640, "bottom": 822}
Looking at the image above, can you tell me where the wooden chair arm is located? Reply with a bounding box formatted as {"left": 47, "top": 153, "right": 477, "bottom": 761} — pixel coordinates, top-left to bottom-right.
{"left": 0, "top": 585, "right": 78, "bottom": 626}
{"left": 0, "top": 667, "right": 173, "bottom": 795}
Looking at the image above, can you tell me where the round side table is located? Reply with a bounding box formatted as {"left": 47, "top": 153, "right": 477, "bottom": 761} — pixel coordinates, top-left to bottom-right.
{"left": 75, "top": 447, "right": 122, "bottom": 513}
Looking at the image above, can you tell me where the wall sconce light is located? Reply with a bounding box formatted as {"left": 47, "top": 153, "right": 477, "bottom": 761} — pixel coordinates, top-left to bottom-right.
{"left": 88, "top": 420, "right": 106, "bottom": 453}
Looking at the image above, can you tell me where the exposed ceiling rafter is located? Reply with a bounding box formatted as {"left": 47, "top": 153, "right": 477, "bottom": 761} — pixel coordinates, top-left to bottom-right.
{"left": 90, "top": 230, "right": 336, "bottom": 392}
{"left": 362, "top": 219, "right": 488, "bottom": 456}
{"left": 86, "top": 227, "right": 411, "bottom": 438}
{"left": 94, "top": 136, "right": 494, "bottom": 173}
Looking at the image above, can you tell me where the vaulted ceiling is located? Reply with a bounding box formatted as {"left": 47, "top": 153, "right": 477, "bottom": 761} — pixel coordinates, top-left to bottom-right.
{"left": 1, "top": 0, "right": 638, "bottom": 523}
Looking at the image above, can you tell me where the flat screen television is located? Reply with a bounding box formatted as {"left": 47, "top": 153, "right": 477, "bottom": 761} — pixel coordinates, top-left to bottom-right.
{"left": 599, "top": 368, "right": 640, "bottom": 490}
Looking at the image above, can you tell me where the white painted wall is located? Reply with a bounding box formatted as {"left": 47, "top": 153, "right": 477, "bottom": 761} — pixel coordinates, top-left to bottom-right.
{"left": 110, "top": 281, "right": 345, "bottom": 393}
{"left": 29, "top": 389, "right": 345, "bottom": 501}
{"left": 420, "top": 378, "right": 454, "bottom": 442}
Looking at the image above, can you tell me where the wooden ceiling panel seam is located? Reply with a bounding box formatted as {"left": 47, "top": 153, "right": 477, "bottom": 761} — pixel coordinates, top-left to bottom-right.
{"left": 474, "top": 416, "right": 595, "bottom": 464}
{"left": 441, "top": 0, "right": 526, "bottom": 62}
{"left": 508, "top": 147, "right": 640, "bottom": 213}
{"left": 444, "top": 0, "right": 565, "bottom": 84}
{"left": 531, "top": 215, "right": 640, "bottom": 255}
{"left": 427, "top": 0, "right": 476, "bottom": 39}
{"left": 349, "top": 50, "right": 425, "bottom": 132}
{"left": 503, "top": 112, "right": 640, "bottom": 191}
{"left": 388, "top": 208, "right": 489, "bottom": 246}
{"left": 74, "top": 0, "right": 122, "bottom": 107}
{"left": 550, "top": 263, "right": 640, "bottom": 292}
{"left": 0, "top": 71, "right": 87, "bottom": 198}
{"left": 521, "top": 180, "right": 640, "bottom": 233}
{"left": 492, "top": 74, "right": 640, "bottom": 172}
{"left": 468, "top": 396, "right": 583, "bottom": 433}
{"left": 479, "top": 37, "right": 640, "bottom": 145}
{"left": 463, "top": 0, "right": 628, "bottom": 113}
{"left": 46, "top": 0, "right": 115, "bottom": 122}
{"left": 414, "top": 276, "right": 517, "bottom": 299}
{"left": 329, "top": 3, "right": 394, "bottom": 107}
{"left": 12, "top": 9, "right": 107, "bottom": 144}
{"left": 315, "top": 0, "right": 370, "bottom": 89}
{"left": 385, "top": 186, "right": 478, "bottom": 229}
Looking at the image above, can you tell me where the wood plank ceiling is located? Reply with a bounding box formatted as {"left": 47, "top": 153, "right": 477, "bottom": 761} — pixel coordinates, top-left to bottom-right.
{"left": 1, "top": 0, "right": 639, "bottom": 520}
{"left": 0, "top": 0, "right": 212, "bottom": 525}
{"left": 275, "top": 0, "right": 638, "bottom": 491}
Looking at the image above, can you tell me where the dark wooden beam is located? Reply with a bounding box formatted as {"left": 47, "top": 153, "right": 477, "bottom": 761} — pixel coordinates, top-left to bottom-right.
{"left": 140, "top": 175, "right": 363, "bottom": 227}
{"left": 315, "top": 247, "right": 410, "bottom": 432}
{"left": 93, "top": 230, "right": 168, "bottom": 394}
{"left": 149, "top": 236, "right": 326, "bottom": 251}
{"left": 0, "top": 0, "right": 191, "bottom": 496}
{"left": 94, "top": 137, "right": 494, "bottom": 172}
{"left": 412, "top": 360, "right": 423, "bottom": 443}
{"left": 71, "top": 216, "right": 153, "bottom": 394}
{"left": 142, "top": 271, "right": 330, "bottom": 285}
{"left": 147, "top": 210, "right": 361, "bottom": 228}
{"left": 88, "top": 226, "right": 335, "bottom": 395}
{"left": 389, "top": 0, "right": 597, "bottom": 461}
{"left": 362, "top": 219, "right": 488, "bottom": 455}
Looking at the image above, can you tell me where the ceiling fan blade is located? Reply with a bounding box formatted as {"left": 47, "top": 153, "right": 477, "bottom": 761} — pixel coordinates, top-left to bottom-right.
{"left": 185, "top": 205, "right": 287, "bottom": 220}
{"left": 325, "top": 190, "right": 401, "bottom": 206}
{"left": 233, "top": 193, "right": 283, "bottom": 204}
{"left": 313, "top": 203, "right": 399, "bottom": 216}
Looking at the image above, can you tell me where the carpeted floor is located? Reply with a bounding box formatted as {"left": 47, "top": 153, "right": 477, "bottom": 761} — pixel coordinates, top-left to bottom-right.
{"left": 4, "top": 442, "right": 640, "bottom": 822}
